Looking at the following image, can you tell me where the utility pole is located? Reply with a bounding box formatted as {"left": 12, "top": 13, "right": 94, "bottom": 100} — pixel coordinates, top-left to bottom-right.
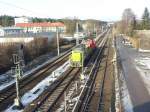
{"left": 101, "top": 26, "right": 103, "bottom": 32}
{"left": 94, "top": 24, "right": 96, "bottom": 32}
{"left": 94, "top": 24, "right": 97, "bottom": 38}
{"left": 76, "top": 22, "right": 79, "bottom": 45}
{"left": 96, "top": 27, "right": 97, "bottom": 38}
{"left": 56, "top": 27, "right": 60, "bottom": 56}
{"left": 12, "top": 54, "right": 23, "bottom": 109}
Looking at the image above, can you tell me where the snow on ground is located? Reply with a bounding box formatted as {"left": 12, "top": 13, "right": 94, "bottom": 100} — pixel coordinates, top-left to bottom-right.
{"left": 0, "top": 48, "right": 70, "bottom": 91}
{"left": 139, "top": 49, "right": 150, "bottom": 53}
{"left": 113, "top": 47, "right": 122, "bottom": 112}
{"left": 134, "top": 55, "right": 150, "bottom": 94}
{"left": 5, "top": 60, "right": 70, "bottom": 112}
{"left": 115, "top": 71, "right": 121, "bottom": 112}
{"left": 114, "top": 45, "right": 133, "bottom": 112}
{"left": 0, "top": 80, "right": 14, "bottom": 91}
{"left": 120, "top": 71, "right": 134, "bottom": 112}
{"left": 0, "top": 52, "right": 55, "bottom": 91}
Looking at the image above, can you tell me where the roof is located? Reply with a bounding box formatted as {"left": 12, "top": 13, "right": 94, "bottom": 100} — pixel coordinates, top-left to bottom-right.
{"left": 16, "top": 22, "right": 65, "bottom": 27}
{"left": 0, "top": 32, "right": 55, "bottom": 38}
{"left": 0, "top": 27, "right": 23, "bottom": 30}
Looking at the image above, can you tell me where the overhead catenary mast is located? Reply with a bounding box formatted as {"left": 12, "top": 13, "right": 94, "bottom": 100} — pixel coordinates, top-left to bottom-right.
{"left": 76, "top": 22, "right": 79, "bottom": 45}
{"left": 94, "top": 24, "right": 97, "bottom": 38}
{"left": 12, "top": 53, "right": 24, "bottom": 110}
{"left": 12, "top": 44, "right": 25, "bottom": 110}
{"left": 56, "top": 27, "right": 60, "bottom": 56}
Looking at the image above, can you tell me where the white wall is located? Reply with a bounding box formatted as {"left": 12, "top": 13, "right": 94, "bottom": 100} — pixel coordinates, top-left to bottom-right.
{"left": 0, "top": 37, "right": 34, "bottom": 43}
{"left": 0, "top": 29, "right": 4, "bottom": 36}
{"left": 15, "top": 17, "right": 32, "bottom": 25}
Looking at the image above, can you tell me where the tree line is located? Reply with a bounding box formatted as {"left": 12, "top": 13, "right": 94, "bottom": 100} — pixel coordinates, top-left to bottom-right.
{"left": 0, "top": 15, "right": 106, "bottom": 35}
{"left": 0, "top": 15, "right": 14, "bottom": 26}
{"left": 116, "top": 7, "right": 150, "bottom": 36}
{"left": 0, "top": 15, "right": 62, "bottom": 26}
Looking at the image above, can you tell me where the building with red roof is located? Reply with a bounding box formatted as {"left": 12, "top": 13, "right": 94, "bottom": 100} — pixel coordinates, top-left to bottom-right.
{"left": 15, "top": 22, "right": 65, "bottom": 33}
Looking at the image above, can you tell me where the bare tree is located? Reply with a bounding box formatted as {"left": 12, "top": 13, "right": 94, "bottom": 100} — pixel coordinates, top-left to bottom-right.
{"left": 84, "top": 19, "right": 100, "bottom": 32}
{"left": 121, "top": 8, "right": 136, "bottom": 36}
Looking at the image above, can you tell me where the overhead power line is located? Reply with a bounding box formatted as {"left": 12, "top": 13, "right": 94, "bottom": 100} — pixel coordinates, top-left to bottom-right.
{"left": 0, "top": 0, "right": 49, "bottom": 17}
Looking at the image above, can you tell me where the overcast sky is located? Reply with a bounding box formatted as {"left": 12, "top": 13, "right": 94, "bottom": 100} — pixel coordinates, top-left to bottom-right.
{"left": 0, "top": 0, "right": 149, "bottom": 21}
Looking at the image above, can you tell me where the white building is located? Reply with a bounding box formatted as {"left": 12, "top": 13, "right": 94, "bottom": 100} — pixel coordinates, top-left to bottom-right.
{"left": 74, "top": 32, "right": 87, "bottom": 39}
{"left": 15, "top": 22, "right": 66, "bottom": 33}
{"left": 15, "top": 17, "right": 32, "bottom": 25}
{"left": 0, "top": 27, "right": 24, "bottom": 36}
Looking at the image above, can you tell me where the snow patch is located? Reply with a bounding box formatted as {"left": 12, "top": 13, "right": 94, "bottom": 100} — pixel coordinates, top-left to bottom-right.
{"left": 0, "top": 81, "right": 14, "bottom": 91}
{"left": 5, "top": 61, "right": 70, "bottom": 112}
{"left": 139, "top": 49, "right": 150, "bottom": 53}
{"left": 134, "top": 56, "right": 150, "bottom": 94}
{"left": 0, "top": 50, "right": 69, "bottom": 91}
{"left": 135, "top": 57, "right": 150, "bottom": 70}
{"left": 113, "top": 49, "right": 121, "bottom": 112}
{"left": 120, "top": 71, "right": 134, "bottom": 112}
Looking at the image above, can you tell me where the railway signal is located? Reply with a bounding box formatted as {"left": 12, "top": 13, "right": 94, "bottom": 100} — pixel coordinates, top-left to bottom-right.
{"left": 12, "top": 54, "right": 24, "bottom": 109}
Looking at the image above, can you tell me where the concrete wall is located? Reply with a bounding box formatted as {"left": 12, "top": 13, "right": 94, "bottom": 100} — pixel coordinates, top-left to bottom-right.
{"left": 129, "top": 37, "right": 139, "bottom": 49}
{"left": 135, "top": 30, "right": 150, "bottom": 36}
{"left": 139, "top": 38, "right": 150, "bottom": 50}
{"left": 129, "top": 30, "right": 150, "bottom": 51}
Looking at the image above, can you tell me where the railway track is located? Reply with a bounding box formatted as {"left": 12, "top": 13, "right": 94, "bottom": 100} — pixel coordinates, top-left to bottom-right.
{"left": 53, "top": 32, "right": 108, "bottom": 112}
{"left": 0, "top": 31, "right": 107, "bottom": 111}
{"left": 71, "top": 30, "right": 111, "bottom": 112}
{"left": 23, "top": 67, "right": 80, "bottom": 112}
{"left": 22, "top": 30, "right": 109, "bottom": 112}
{"left": 97, "top": 33, "right": 111, "bottom": 111}
{"left": 0, "top": 50, "right": 71, "bottom": 111}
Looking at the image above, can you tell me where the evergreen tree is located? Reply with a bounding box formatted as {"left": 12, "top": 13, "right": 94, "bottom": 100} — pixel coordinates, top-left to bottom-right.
{"left": 0, "top": 15, "right": 14, "bottom": 26}
{"left": 142, "top": 7, "right": 150, "bottom": 29}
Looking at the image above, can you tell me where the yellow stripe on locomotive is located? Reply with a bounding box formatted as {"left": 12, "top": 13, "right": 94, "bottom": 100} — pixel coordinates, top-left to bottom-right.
{"left": 70, "top": 46, "right": 84, "bottom": 67}
{"left": 71, "top": 52, "right": 81, "bottom": 62}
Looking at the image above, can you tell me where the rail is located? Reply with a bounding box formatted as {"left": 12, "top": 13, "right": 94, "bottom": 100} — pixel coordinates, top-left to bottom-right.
{"left": 0, "top": 30, "right": 108, "bottom": 111}
{"left": 72, "top": 31, "right": 109, "bottom": 112}
{"left": 23, "top": 30, "right": 108, "bottom": 112}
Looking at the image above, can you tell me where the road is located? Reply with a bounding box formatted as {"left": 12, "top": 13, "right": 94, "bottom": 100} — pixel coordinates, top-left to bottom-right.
{"left": 116, "top": 37, "right": 150, "bottom": 112}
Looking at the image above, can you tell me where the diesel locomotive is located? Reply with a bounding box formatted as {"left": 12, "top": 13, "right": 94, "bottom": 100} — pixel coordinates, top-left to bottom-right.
{"left": 69, "top": 39, "right": 96, "bottom": 67}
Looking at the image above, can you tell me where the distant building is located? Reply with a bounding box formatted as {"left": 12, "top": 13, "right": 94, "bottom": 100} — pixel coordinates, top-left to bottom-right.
{"left": 74, "top": 32, "right": 87, "bottom": 39}
{"left": 15, "top": 22, "right": 66, "bottom": 33}
{"left": 107, "top": 22, "right": 114, "bottom": 25}
{"left": 0, "top": 27, "right": 24, "bottom": 36}
{"left": 15, "top": 16, "right": 32, "bottom": 25}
